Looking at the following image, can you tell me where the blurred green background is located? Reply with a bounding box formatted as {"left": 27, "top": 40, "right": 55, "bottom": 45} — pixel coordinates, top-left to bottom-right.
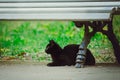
{"left": 0, "top": 16, "right": 120, "bottom": 63}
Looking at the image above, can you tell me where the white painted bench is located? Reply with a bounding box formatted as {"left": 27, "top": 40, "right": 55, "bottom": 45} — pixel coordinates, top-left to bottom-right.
{"left": 0, "top": 0, "right": 120, "bottom": 68}
{"left": 0, "top": 0, "right": 119, "bottom": 20}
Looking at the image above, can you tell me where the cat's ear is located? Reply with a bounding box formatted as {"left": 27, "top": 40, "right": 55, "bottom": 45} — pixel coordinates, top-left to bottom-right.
{"left": 49, "top": 40, "right": 55, "bottom": 44}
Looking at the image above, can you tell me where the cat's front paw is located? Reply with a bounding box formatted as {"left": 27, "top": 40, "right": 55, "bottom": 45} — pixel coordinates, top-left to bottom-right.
{"left": 47, "top": 62, "right": 59, "bottom": 66}
{"left": 47, "top": 63, "right": 54, "bottom": 66}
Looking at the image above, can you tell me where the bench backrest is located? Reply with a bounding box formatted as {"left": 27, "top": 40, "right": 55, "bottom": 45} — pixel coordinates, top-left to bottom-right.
{"left": 0, "top": 0, "right": 120, "bottom": 21}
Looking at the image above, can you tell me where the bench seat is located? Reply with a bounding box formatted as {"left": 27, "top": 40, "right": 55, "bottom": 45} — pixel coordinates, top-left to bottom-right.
{"left": 0, "top": 0, "right": 120, "bottom": 20}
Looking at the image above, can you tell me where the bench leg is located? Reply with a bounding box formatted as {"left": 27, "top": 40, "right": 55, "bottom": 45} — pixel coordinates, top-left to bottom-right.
{"left": 101, "top": 21, "right": 120, "bottom": 64}
{"left": 74, "top": 21, "right": 96, "bottom": 68}
{"left": 74, "top": 20, "right": 120, "bottom": 68}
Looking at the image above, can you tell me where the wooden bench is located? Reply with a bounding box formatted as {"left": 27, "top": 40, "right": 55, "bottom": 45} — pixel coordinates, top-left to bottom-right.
{"left": 0, "top": 0, "right": 120, "bottom": 68}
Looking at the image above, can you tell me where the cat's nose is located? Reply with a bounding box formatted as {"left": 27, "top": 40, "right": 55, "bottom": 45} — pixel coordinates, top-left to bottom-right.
{"left": 45, "top": 48, "right": 49, "bottom": 54}
{"left": 45, "top": 49, "right": 47, "bottom": 53}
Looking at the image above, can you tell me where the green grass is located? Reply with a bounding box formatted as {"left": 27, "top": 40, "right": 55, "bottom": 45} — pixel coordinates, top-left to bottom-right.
{"left": 0, "top": 16, "right": 120, "bottom": 63}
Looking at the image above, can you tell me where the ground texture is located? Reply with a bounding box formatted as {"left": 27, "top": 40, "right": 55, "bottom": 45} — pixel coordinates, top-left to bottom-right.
{"left": 0, "top": 61, "right": 120, "bottom": 80}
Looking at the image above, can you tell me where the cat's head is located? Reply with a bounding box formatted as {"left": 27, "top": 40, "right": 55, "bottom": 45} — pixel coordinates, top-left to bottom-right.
{"left": 45, "top": 40, "right": 62, "bottom": 54}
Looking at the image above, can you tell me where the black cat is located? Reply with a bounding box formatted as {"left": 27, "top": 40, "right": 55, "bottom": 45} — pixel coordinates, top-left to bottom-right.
{"left": 45, "top": 40, "right": 95, "bottom": 66}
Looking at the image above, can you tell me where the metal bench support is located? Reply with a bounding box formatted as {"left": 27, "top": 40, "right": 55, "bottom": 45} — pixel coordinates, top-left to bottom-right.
{"left": 74, "top": 13, "right": 120, "bottom": 68}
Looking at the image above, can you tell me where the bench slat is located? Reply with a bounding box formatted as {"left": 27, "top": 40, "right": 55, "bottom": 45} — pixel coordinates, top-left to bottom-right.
{"left": 0, "top": 2, "right": 119, "bottom": 8}
{"left": 0, "top": 7, "right": 113, "bottom": 13}
{"left": 0, "top": 0, "right": 119, "bottom": 2}
{"left": 0, "top": 13, "right": 110, "bottom": 20}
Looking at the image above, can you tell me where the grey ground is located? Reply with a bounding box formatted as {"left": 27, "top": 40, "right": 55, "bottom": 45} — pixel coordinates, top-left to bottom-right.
{"left": 0, "top": 61, "right": 120, "bottom": 80}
